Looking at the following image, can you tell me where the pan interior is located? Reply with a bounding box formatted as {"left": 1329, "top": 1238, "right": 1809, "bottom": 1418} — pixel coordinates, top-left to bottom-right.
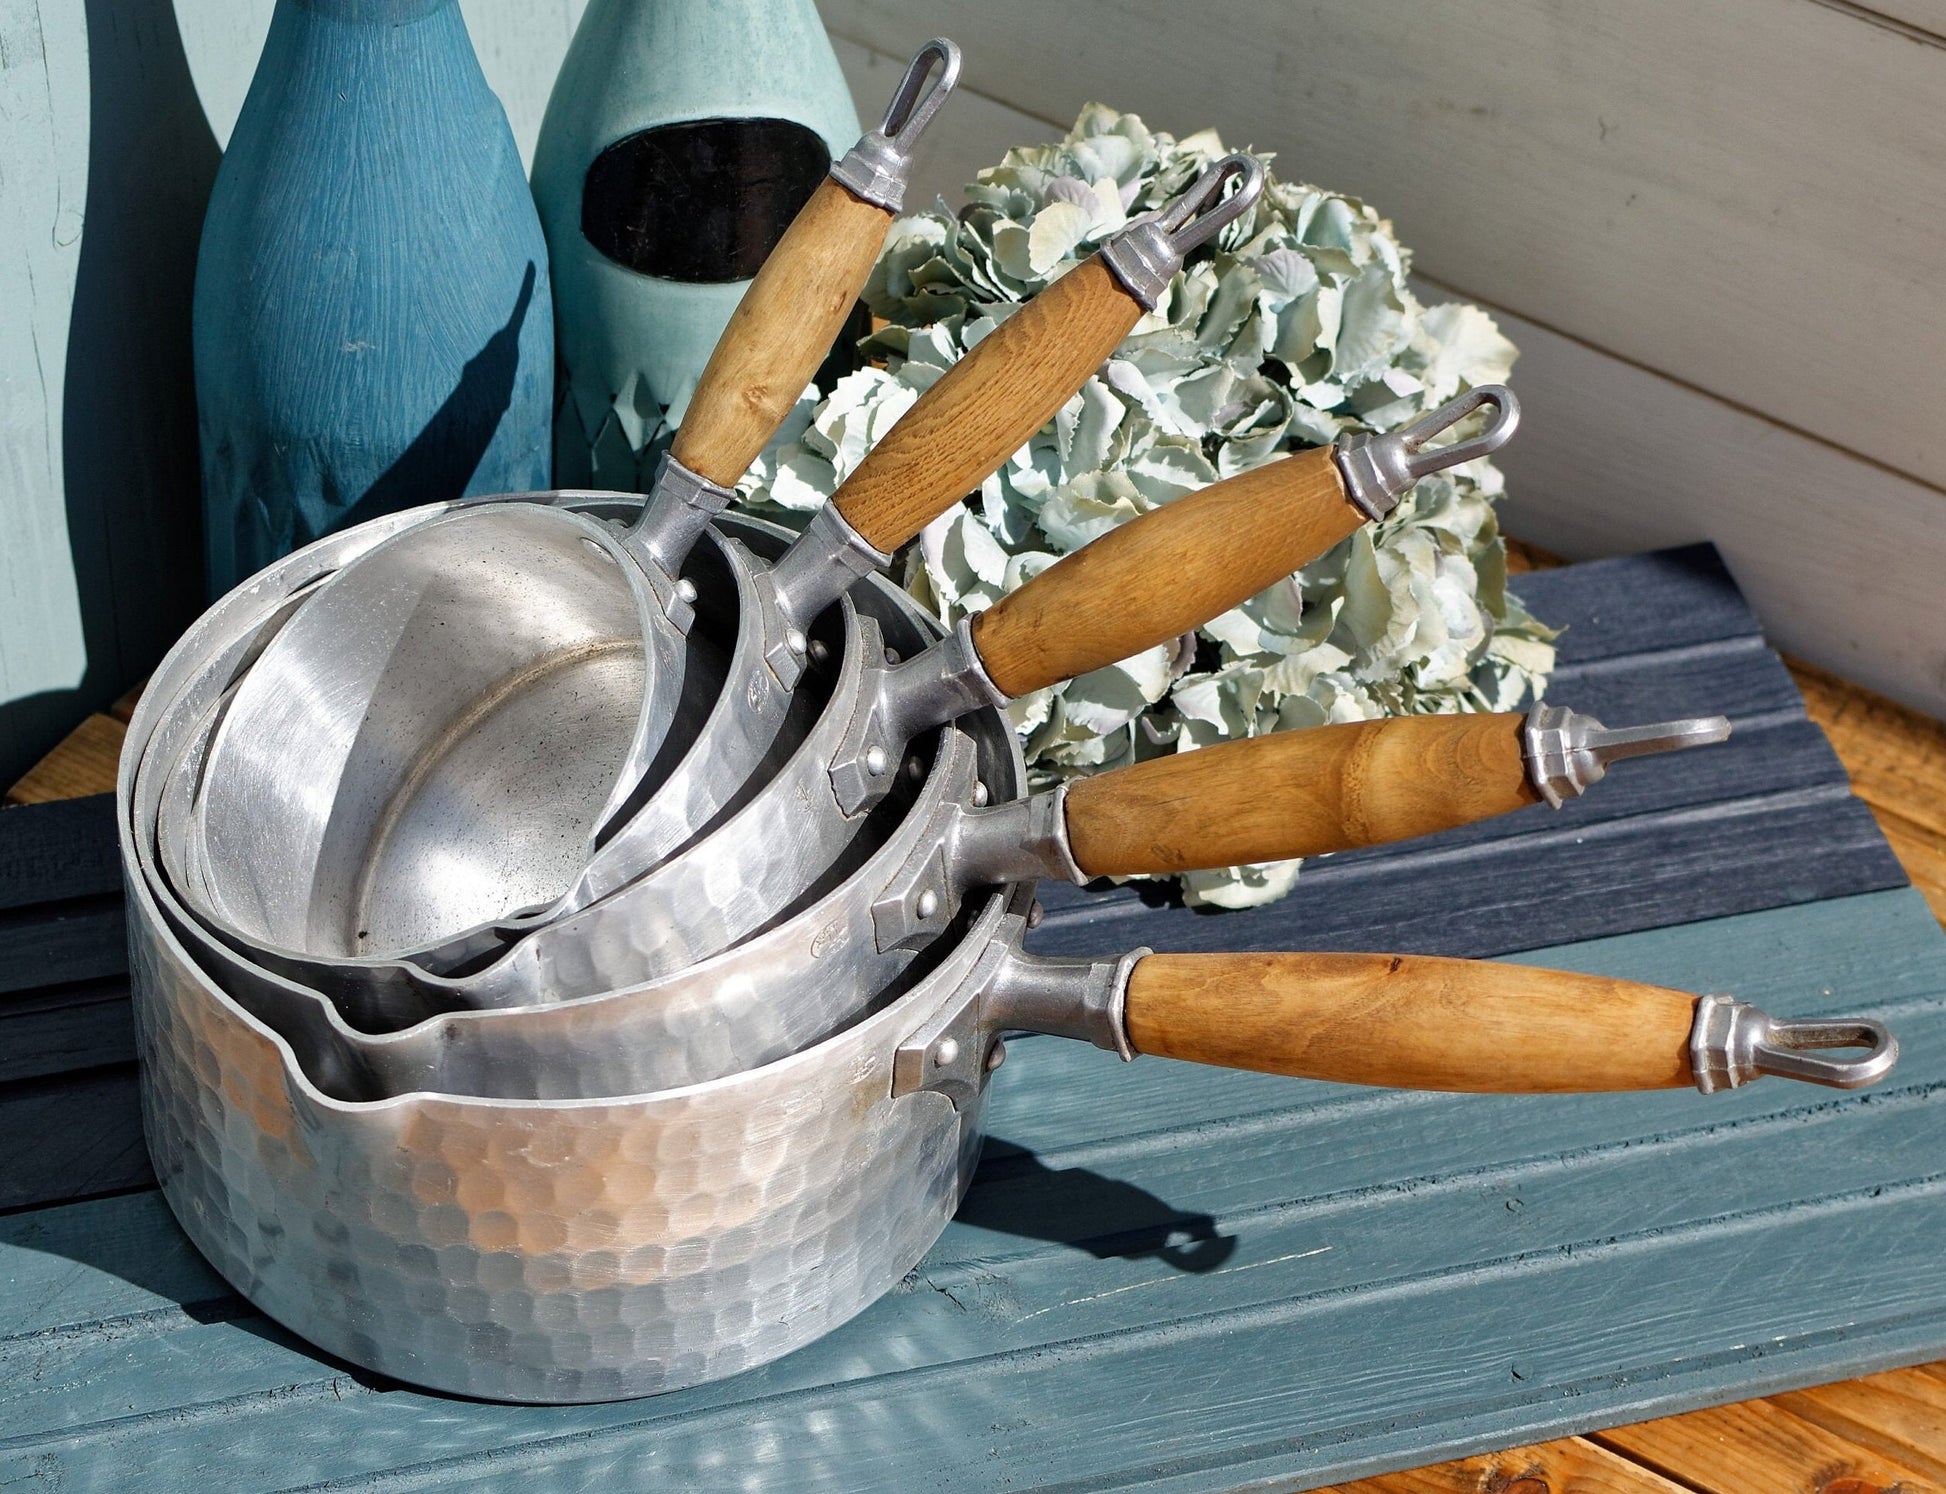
{"left": 198, "top": 505, "right": 655, "bottom": 957}
{"left": 348, "top": 644, "right": 647, "bottom": 953}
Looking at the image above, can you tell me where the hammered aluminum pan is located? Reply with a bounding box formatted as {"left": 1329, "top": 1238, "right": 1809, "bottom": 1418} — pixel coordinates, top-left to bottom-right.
{"left": 162, "top": 574, "right": 929, "bottom": 1031}
{"left": 164, "top": 717, "right": 1028, "bottom": 1102}
{"left": 189, "top": 501, "right": 698, "bottom": 957}
{"left": 130, "top": 825, "right": 1006, "bottom": 1403}
{"left": 170, "top": 506, "right": 830, "bottom": 980}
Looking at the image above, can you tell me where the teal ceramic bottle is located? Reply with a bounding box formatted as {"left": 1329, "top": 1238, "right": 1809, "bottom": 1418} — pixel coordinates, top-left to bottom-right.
{"left": 192, "top": 0, "right": 553, "bottom": 596}
{"left": 532, "top": 0, "right": 860, "bottom": 490}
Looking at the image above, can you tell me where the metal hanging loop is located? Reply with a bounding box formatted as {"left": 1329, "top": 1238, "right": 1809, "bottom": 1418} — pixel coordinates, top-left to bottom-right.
{"left": 1523, "top": 704, "right": 1733, "bottom": 808}
{"left": 1335, "top": 384, "right": 1522, "bottom": 521}
{"left": 1690, "top": 994, "right": 1900, "bottom": 1094}
{"left": 1101, "top": 152, "right": 1267, "bottom": 309}
{"left": 830, "top": 38, "right": 962, "bottom": 212}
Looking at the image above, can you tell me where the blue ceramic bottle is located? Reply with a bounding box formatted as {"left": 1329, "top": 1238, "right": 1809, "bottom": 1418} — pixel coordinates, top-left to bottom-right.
{"left": 532, "top": 0, "right": 859, "bottom": 490}
{"left": 193, "top": 0, "right": 553, "bottom": 595}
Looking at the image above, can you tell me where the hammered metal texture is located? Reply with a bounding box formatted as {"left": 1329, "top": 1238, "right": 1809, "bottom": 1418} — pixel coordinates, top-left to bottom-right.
{"left": 130, "top": 873, "right": 986, "bottom": 1401}
{"left": 121, "top": 498, "right": 1001, "bottom": 1401}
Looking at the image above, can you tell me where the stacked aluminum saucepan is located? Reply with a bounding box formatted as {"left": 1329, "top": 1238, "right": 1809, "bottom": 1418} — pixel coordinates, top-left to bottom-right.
{"left": 122, "top": 41, "right": 1900, "bottom": 1403}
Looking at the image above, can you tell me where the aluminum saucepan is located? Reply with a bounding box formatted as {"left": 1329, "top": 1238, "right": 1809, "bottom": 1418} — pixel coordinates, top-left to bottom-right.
{"left": 125, "top": 836, "right": 1898, "bottom": 1408}
{"left": 183, "top": 149, "right": 1267, "bottom": 974}
{"left": 217, "top": 691, "right": 1734, "bottom": 1103}
{"left": 156, "top": 516, "right": 936, "bottom": 1032}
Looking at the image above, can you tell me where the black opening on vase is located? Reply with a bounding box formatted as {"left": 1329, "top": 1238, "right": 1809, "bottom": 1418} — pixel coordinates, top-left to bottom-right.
{"left": 581, "top": 116, "right": 831, "bottom": 283}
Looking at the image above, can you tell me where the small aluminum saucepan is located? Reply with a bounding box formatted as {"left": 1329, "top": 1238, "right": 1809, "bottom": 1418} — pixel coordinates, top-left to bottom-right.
{"left": 182, "top": 147, "right": 1267, "bottom": 981}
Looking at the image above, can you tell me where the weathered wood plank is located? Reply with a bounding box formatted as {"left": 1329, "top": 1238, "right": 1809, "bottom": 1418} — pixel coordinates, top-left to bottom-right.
{"left": 0, "top": 794, "right": 118, "bottom": 909}
{"left": 1797, "top": 656, "right": 1946, "bottom": 922}
{"left": 17, "top": 1020, "right": 1936, "bottom": 1436}
{"left": 0, "top": 1068, "right": 149, "bottom": 1214}
{"left": 11, "top": 1163, "right": 1946, "bottom": 1491}
{"left": 1476, "top": 291, "right": 1946, "bottom": 723}
{"left": 2, "top": 717, "right": 127, "bottom": 808}
{"left": 0, "top": 895, "right": 126, "bottom": 995}
{"left": 0, "top": 978, "right": 134, "bottom": 1083}
{"left": 1592, "top": 1398, "right": 1944, "bottom": 1494}
{"left": 1769, "top": 1368, "right": 1946, "bottom": 1485}
{"left": 820, "top": 1, "right": 1946, "bottom": 497}
{"left": 1, "top": 891, "right": 1941, "bottom": 1491}
{"left": 1496, "top": 543, "right": 1760, "bottom": 666}
{"left": 1032, "top": 786, "right": 1906, "bottom": 960}
{"left": 1323, "top": 1438, "right": 1689, "bottom": 1494}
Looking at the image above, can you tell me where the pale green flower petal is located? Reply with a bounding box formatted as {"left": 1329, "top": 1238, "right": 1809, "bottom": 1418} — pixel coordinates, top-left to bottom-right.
{"left": 728, "top": 103, "right": 1548, "bottom": 913}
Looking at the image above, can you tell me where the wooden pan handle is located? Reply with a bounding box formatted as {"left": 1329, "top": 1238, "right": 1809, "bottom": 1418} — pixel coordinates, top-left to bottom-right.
{"left": 1064, "top": 712, "right": 1540, "bottom": 877}
{"left": 1123, "top": 952, "right": 1698, "bottom": 1093}
{"left": 969, "top": 446, "right": 1363, "bottom": 699}
{"left": 671, "top": 178, "right": 893, "bottom": 488}
{"left": 829, "top": 255, "right": 1144, "bottom": 554}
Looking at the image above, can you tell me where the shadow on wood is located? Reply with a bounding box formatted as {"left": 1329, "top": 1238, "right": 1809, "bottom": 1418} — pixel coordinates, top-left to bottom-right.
{"left": 0, "top": 0, "right": 220, "bottom": 793}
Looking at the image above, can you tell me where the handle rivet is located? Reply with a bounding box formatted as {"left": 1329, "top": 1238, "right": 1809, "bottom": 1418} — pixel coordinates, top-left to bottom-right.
{"left": 865, "top": 746, "right": 888, "bottom": 776}
{"left": 986, "top": 1040, "right": 1007, "bottom": 1072}
{"left": 808, "top": 639, "right": 831, "bottom": 666}
{"left": 675, "top": 578, "right": 698, "bottom": 605}
{"left": 884, "top": 646, "right": 901, "bottom": 666}
{"left": 786, "top": 628, "right": 808, "bottom": 655}
{"left": 972, "top": 780, "right": 989, "bottom": 806}
{"left": 916, "top": 889, "right": 940, "bottom": 919}
{"left": 934, "top": 1037, "right": 960, "bottom": 1068}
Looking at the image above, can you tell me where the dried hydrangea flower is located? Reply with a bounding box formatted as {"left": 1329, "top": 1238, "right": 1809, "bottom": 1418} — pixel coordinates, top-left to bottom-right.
{"left": 736, "top": 104, "right": 1557, "bottom": 908}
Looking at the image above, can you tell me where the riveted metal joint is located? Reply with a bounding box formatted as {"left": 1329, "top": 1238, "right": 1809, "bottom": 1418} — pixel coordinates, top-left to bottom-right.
{"left": 1333, "top": 384, "right": 1522, "bottom": 523}
{"left": 1101, "top": 153, "right": 1266, "bottom": 310}
{"left": 1523, "top": 703, "right": 1733, "bottom": 809}
{"left": 765, "top": 502, "right": 892, "bottom": 638}
{"left": 623, "top": 453, "right": 738, "bottom": 629}
{"left": 1689, "top": 992, "right": 1899, "bottom": 1095}
{"left": 870, "top": 784, "right": 1081, "bottom": 954}
{"left": 830, "top": 39, "right": 961, "bottom": 212}
{"left": 829, "top": 617, "right": 1007, "bottom": 814}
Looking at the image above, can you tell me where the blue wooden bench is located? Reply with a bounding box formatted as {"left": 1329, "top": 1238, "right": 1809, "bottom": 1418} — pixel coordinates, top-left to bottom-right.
{"left": 2, "top": 545, "right": 1940, "bottom": 1490}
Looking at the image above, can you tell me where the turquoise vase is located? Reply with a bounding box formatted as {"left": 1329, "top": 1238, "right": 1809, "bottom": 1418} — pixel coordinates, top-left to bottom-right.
{"left": 192, "top": 0, "right": 553, "bottom": 596}
{"left": 532, "top": 0, "right": 859, "bottom": 491}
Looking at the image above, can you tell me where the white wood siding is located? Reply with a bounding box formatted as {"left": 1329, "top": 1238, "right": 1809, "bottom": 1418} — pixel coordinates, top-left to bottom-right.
{"left": 822, "top": 1, "right": 1946, "bottom": 717}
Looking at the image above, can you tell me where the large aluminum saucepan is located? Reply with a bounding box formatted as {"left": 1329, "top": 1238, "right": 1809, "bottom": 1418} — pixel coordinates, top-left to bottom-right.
{"left": 183, "top": 144, "right": 1266, "bottom": 974}
{"left": 226, "top": 694, "right": 1733, "bottom": 1102}
{"left": 125, "top": 830, "right": 1898, "bottom": 1407}
{"left": 174, "top": 381, "right": 1527, "bottom": 1021}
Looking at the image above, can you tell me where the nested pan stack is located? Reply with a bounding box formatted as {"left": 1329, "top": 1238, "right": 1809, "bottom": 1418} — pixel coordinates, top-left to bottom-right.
{"left": 123, "top": 41, "right": 1899, "bottom": 1403}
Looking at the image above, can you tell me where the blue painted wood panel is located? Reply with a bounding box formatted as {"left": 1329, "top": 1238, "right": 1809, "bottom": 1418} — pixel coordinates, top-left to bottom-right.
{"left": 0, "top": 544, "right": 1940, "bottom": 1490}
{"left": 0, "top": 889, "right": 1939, "bottom": 1489}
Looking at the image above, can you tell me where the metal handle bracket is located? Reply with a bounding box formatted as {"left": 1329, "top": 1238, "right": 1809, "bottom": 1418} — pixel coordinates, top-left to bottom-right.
{"left": 1524, "top": 703, "right": 1732, "bottom": 808}
{"left": 1690, "top": 993, "right": 1899, "bottom": 1093}
{"left": 1333, "top": 385, "right": 1521, "bottom": 522}
{"left": 1100, "top": 153, "right": 1266, "bottom": 310}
